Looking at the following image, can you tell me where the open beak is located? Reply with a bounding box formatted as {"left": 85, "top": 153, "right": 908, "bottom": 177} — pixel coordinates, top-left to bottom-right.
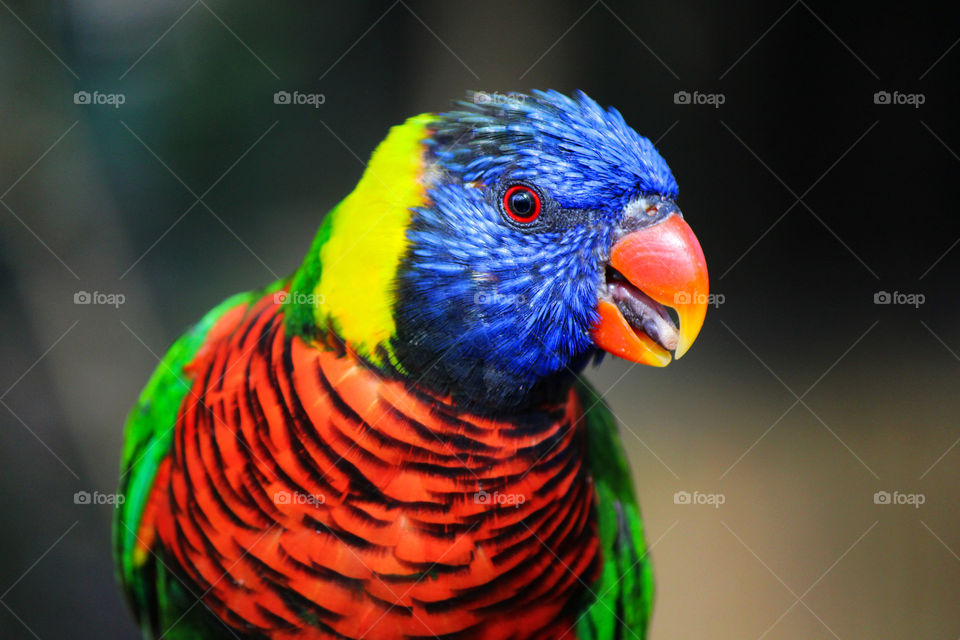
{"left": 592, "top": 202, "right": 708, "bottom": 366}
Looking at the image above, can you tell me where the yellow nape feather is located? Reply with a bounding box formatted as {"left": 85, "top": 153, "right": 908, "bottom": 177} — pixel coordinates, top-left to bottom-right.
{"left": 314, "top": 114, "right": 433, "bottom": 366}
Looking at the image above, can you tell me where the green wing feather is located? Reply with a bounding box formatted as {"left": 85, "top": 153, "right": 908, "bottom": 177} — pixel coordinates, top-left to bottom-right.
{"left": 577, "top": 379, "right": 655, "bottom": 640}
{"left": 113, "top": 281, "right": 284, "bottom": 637}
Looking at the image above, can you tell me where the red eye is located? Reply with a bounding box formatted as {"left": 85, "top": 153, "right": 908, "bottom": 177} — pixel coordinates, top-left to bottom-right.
{"left": 502, "top": 185, "right": 541, "bottom": 223}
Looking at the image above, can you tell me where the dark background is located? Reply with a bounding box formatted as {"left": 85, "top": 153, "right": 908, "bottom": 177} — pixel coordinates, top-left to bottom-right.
{"left": 2, "top": 2, "right": 958, "bottom": 638}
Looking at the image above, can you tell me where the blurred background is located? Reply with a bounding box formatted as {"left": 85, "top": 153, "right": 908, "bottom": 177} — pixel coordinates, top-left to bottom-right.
{"left": 1, "top": 1, "right": 958, "bottom": 638}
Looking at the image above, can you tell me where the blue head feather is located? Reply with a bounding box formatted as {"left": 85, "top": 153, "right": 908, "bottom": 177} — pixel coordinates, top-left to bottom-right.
{"left": 391, "top": 90, "right": 678, "bottom": 410}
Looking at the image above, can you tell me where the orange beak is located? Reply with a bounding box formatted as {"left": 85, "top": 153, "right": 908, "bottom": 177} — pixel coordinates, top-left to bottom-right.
{"left": 591, "top": 212, "right": 709, "bottom": 366}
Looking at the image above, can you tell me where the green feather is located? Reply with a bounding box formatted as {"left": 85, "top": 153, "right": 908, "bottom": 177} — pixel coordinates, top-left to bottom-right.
{"left": 285, "top": 208, "right": 335, "bottom": 339}
{"left": 576, "top": 379, "right": 654, "bottom": 640}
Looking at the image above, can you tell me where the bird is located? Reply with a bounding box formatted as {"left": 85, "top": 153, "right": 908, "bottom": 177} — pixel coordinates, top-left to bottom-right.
{"left": 114, "top": 89, "right": 708, "bottom": 640}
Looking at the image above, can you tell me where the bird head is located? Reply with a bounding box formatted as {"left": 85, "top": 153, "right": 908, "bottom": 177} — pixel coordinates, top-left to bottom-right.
{"left": 286, "top": 90, "right": 708, "bottom": 410}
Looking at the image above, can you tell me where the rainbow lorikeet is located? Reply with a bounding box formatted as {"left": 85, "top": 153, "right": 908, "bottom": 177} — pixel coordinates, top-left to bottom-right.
{"left": 114, "top": 90, "right": 708, "bottom": 640}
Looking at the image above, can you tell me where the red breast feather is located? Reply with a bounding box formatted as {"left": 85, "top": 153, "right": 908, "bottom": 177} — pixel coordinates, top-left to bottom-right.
{"left": 147, "top": 292, "right": 600, "bottom": 639}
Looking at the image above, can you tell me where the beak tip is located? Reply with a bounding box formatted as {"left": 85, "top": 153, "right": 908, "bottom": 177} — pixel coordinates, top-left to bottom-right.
{"left": 651, "top": 355, "right": 672, "bottom": 367}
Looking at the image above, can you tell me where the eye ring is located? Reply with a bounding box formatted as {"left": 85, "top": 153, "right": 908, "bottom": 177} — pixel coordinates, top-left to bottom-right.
{"left": 502, "top": 184, "right": 542, "bottom": 224}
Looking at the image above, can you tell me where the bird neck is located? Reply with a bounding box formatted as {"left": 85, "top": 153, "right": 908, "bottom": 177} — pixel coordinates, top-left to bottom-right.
{"left": 388, "top": 331, "right": 592, "bottom": 413}
{"left": 284, "top": 113, "right": 435, "bottom": 369}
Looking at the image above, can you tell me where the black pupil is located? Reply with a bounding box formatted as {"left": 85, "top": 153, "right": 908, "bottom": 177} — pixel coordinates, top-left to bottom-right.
{"left": 509, "top": 190, "right": 535, "bottom": 217}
